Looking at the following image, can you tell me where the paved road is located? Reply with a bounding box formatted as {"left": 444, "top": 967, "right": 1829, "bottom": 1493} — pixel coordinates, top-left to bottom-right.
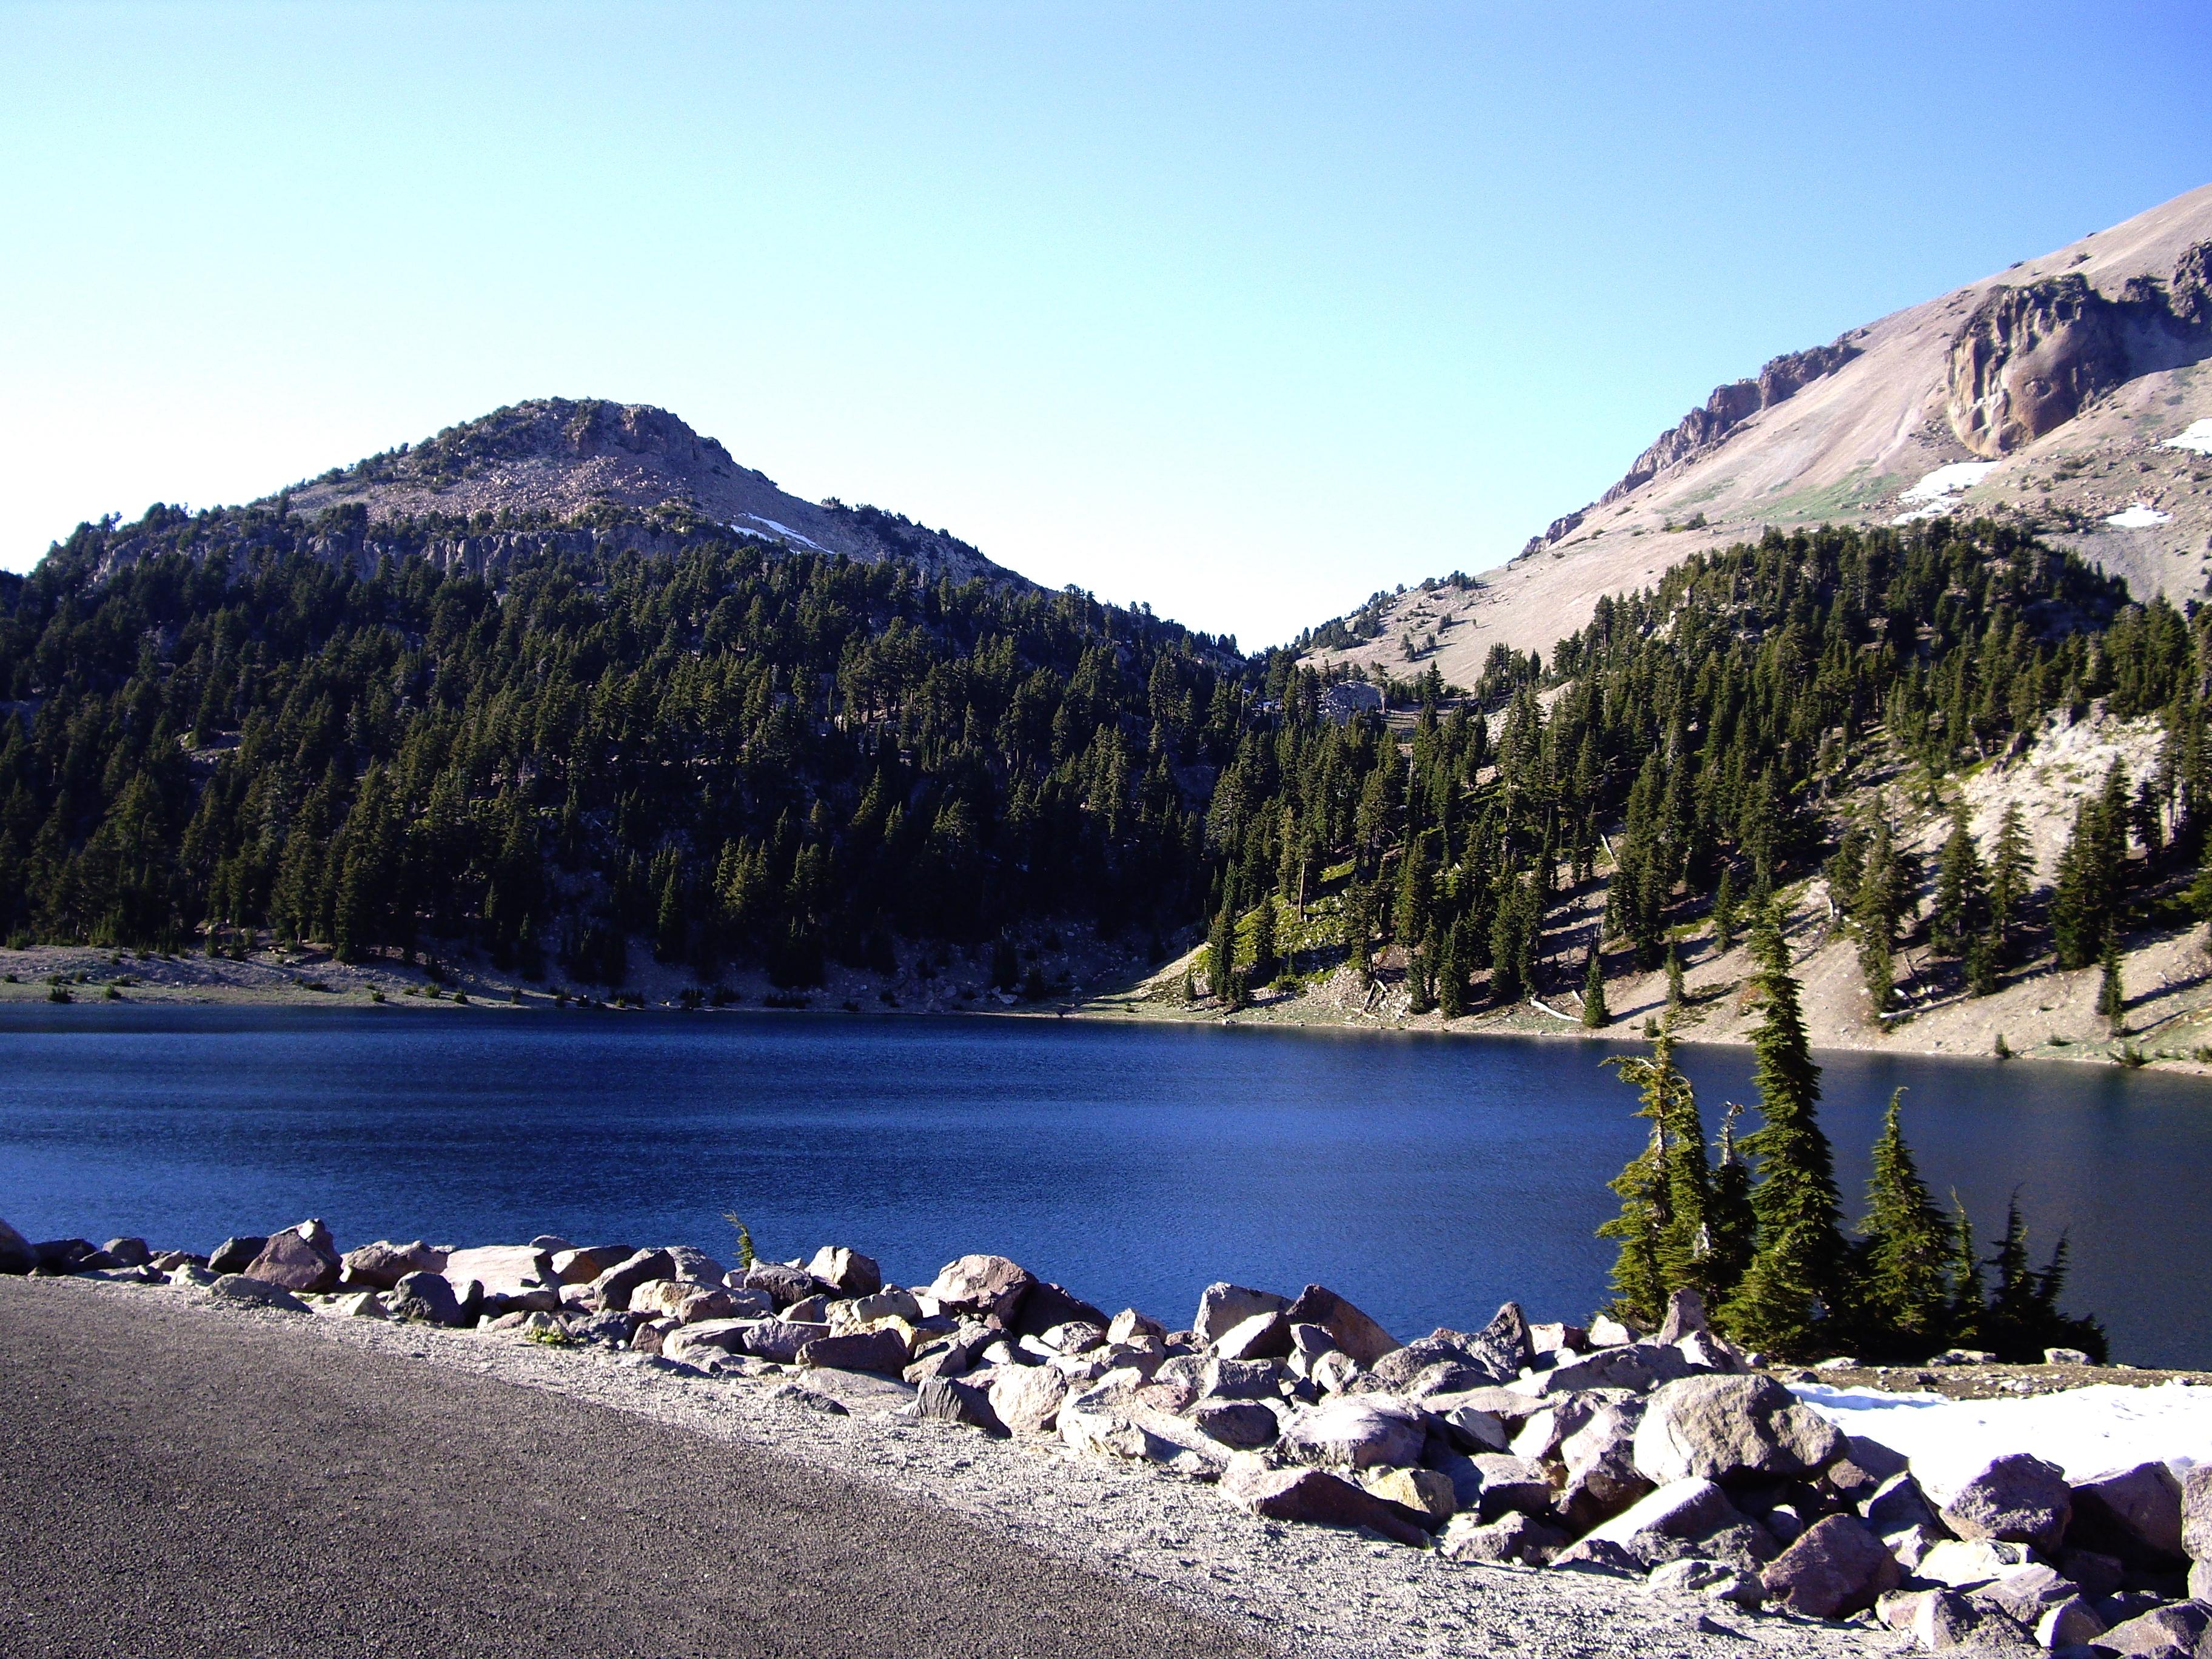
{"left": 0, "top": 1282, "right": 1272, "bottom": 1659}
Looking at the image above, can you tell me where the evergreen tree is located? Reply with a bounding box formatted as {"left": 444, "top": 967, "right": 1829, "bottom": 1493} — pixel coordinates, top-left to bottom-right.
{"left": 1857, "top": 1090, "right": 1952, "bottom": 1350}
{"left": 1945, "top": 1195, "right": 1983, "bottom": 1347}
{"left": 1250, "top": 898, "right": 1278, "bottom": 986}
{"left": 1665, "top": 940, "right": 1684, "bottom": 1010}
{"left": 1717, "top": 911, "right": 1847, "bottom": 1357}
{"left": 1581, "top": 946, "right": 1609, "bottom": 1028}
{"left": 1988, "top": 803, "right": 2033, "bottom": 962}
{"left": 1853, "top": 815, "right": 1902, "bottom": 1014}
{"left": 1436, "top": 922, "right": 1466, "bottom": 1019}
{"left": 1598, "top": 1032, "right": 1702, "bottom": 1324}
{"left": 1207, "top": 891, "right": 1237, "bottom": 1000}
{"left": 1705, "top": 1101, "right": 1758, "bottom": 1298}
{"left": 1932, "top": 807, "right": 1989, "bottom": 959}
{"left": 1711, "top": 865, "right": 1738, "bottom": 956}
{"left": 2097, "top": 937, "right": 2126, "bottom": 1035}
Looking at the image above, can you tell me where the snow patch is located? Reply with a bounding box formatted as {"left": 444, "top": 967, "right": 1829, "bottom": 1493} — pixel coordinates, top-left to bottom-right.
{"left": 1900, "top": 462, "right": 2002, "bottom": 504}
{"left": 2105, "top": 503, "right": 2173, "bottom": 529}
{"left": 730, "top": 514, "right": 833, "bottom": 553}
{"left": 1794, "top": 1381, "right": 2212, "bottom": 1504}
{"left": 2161, "top": 418, "right": 2212, "bottom": 456}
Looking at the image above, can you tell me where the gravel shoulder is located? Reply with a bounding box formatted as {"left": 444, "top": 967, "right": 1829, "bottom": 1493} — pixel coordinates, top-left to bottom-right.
{"left": 1, "top": 1277, "right": 1885, "bottom": 1659}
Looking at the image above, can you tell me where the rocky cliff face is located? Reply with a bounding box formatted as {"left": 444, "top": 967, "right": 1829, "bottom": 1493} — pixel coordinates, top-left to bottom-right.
{"left": 275, "top": 398, "right": 1016, "bottom": 586}
{"left": 1945, "top": 245, "right": 2212, "bottom": 457}
{"left": 1598, "top": 341, "right": 1862, "bottom": 504}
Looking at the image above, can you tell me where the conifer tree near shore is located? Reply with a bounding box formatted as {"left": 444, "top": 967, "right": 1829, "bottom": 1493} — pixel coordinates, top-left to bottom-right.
{"left": 1581, "top": 947, "right": 1608, "bottom": 1028}
{"left": 1857, "top": 1090, "right": 1952, "bottom": 1349}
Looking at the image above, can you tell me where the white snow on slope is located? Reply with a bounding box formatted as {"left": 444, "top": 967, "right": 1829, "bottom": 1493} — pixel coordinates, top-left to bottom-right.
{"left": 730, "top": 515, "right": 833, "bottom": 553}
{"left": 1794, "top": 1381, "right": 2212, "bottom": 1504}
{"left": 2106, "top": 503, "right": 2173, "bottom": 528}
{"left": 1902, "top": 462, "right": 2002, "bottom": 504}
{"left": 2162, "top": 419, "right": 2212, "bottom": 456}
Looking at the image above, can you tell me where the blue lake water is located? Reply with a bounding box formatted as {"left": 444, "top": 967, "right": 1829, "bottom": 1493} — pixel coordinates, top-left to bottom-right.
{"left": 1, "top": 1007, "right": 2205, "bottom": 1366}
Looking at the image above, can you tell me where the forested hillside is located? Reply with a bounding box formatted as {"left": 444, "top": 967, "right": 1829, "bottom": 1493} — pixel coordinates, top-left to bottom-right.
{"left": 0, "top": 503, "right": 1246, "bottom": 984}
{"left": 1202, "top": 518, "right": 2211, "bottom": 1024}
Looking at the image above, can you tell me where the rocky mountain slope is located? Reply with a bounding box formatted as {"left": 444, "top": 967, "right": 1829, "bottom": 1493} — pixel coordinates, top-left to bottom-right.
{"left": 1307, "top": 183, "right": 2212, "bottom": 681}
{"left": 270, "top": 397, "right": 1017, "bottom": 586}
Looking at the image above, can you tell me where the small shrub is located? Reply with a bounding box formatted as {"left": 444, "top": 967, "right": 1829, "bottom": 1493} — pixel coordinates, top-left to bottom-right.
{"left": 47, "top": 984, "right": 70, "bottom": 1003}
{"left": 103, "top": 985, "right": 121, "bottom": 1001}
{"left": 369, "top": 988, "right": 386, "bottom": 1004}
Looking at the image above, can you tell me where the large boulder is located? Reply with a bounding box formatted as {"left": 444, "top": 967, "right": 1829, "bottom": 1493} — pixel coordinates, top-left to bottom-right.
{"left": 1013, "top": 1281, "right": 1108, "bottom": 1339}
{"left": 988, "top": 1364, "right": 1070, "bottom": 1435}
{"left": 928, "top": 1255, "right": 1035, "bottom": 1324}
{"left": 1276, "top": 1396, "right": 1427, "bottom": 1472}
{"left": 2071, "top": 1463, "right": 2188, "bottom": 1567}
{"left": 1862, "top": 1470, "right": 1947, "bottom": 1543}
{"left": 242, "top": 1221, "right": 341, "bottom": 1293}
{"left": 1942, "top": 1453, "right": 2073, "bottom": 1553}
{"left": 1533, "top": 1341, "right": 1695, "bottom": 1395}
{"left": 1191, "top": 1400, "right": 1279, "bottom": 1450}
{"left": 1459, "top": 1302, "right": 1535, "bottom": 1379}
{"left": 1439, "top": 1510, "right": 1567, "bottom": 1566}
{"left": 1057, "top": 1382, "right": 1226, "bottom": 1476}
{"left": 915, "top": 1376, "right": 1005, "bottom": 1435}
{"left": 805, "top": 1246, "right": 882, "bottom": 1298}
{"left": 209, "top": 1273, "right": 310, "bottom": 1313}
{"left": 1471, "top": 1453, "right": 1556, "bottom": 1521}
{"left": 1631, "top": 1375, "right": 1843, "bottom": 1486}
{"left": 1909, "top": 1587, "right": 2033, "bottom": 1652}
{"left": 441, "top": 1245, "right": 554, "bottom": 1299}
{"left": 1219, "top": 1462, "right": 1427, "bottom": 1547}
{"left": 1758, "top": 1514, "right": 1901, "bottom": 1618}
{"left": 1361, "top": 1336, "right": 1502, "bottom": 1395}
{"left": 660, "top": 1319, "right": 754, "bottom": 1366}
{"left": 1578, "top": 1476, "right": 1743, "bottom": 1557}
{"left": 0, "top": 1218, "right": 33, "bottom": 1275}
{"left": 2099, "top": 1602, "right": 2212, "bottom": 1658}
{"left": 1281, "top": 1284, "right": 1400, "bottom": 1368}
{"left": 32, "top": 1239, "right": 104, "bottom": 1274}
{"left": 1193, "top": 1282, "right": 1287, "bottom": 1346}
{"left": 387, "top": 1269, "right": 469, "bottom": 1326}
{"left": 2187, "top": 1466, "right": 2212, "bottom": 1563}
{"left": 102, "top": 1237, "right": 152, "bottom": 1268}
{"left": 340, "top": 1239, "right": 447, "bottom": 1289}
{"left": 1916, "top": 1538, "right": 2040, "bottom": 1587}
{"left": 1213, "top": 1311, "right": 1293, "bottom": 1362}
{"left": 742, "top": 1321, "right": 832, "bottom": 1363}
{"left": 797, "top": 1329, "right": 908, "bottom": 1375}
{"left": 207, "top": 1235, "right": 268, "bottom": 1275}
{"left": 591, "top": 1248, "right": 675, "bottom": 1312}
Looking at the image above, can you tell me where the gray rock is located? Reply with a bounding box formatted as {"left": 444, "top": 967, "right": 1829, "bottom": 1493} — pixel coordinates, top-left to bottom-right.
{"left": 1974, "top": 1563, "right": 2088, "bottom": 1618}
{"left": 1439, "top": 1510, "right": 1567, "bottom": 1565}
{"left": 1364, "top": 1466, "right": 1455, "bottom": 1523}
{"left": 2196, "top": 1560, "right": 2212, "bottom": 1603}
{"left": 1437, "top": 1402, "right": 1512, "bottom": 1453}
{"left": 797, "top": 1328, "right": 910, "bottom": 1374}
{"left": 209, "top": 1273, "right": 309, "bottom": 1313}
{"left": 207, "top": 1235, "right": 268, "bottom": 1275}
{"left": 1535, "top": 1341, "right": 1695, "bottom": 1396}
{"left": 2185, "top": 1466, "right": 2212, "bottom": 1563}
{"left": 1472, "top": 1453, "right": 1557, "bottom": 1521}
{"left": 763, "top": 1381, "right": 851, "bottom": 1416}
{"left": 1199, "top": 1356, "right": 1283, "bottom": 1401}
{"left": 1862, "top": 1470, "right": 1947, "bottom": 1543}
{"left": 102, "top": 1237, "right": 152, "bottom": 1268}
{"left": 1277, "top": 1396, "right": 1428, "bottom": 1472}
{"left": 1193, "top": 1282, "right": 1288, "bottom": 1346}
{"left": 1281, "top": 1284, "right": 1401, "bottom": 1368}
{"left": 1758, "top": 1513, "right": 1901, "bottom": 1618}
{"left": 662, "top": 1245, "right": 726, "bottom": 1286}
{"left": 591, "top": 1248, "right": 675, "bottom": 1312}
{"left": 1191, "top": 1399, "right": 1280, "bottom": 1449}
{"left": 2071, "top": 1463, "right": 2187, "bottom": 1567}
{"left": 1943, "top": 1453, "right": 2074, "bottom": 1552}
{"left": 1057, "top": 1383, "right": 1227, "bottom": 1476}
{"left": 32, "top": 1239, "right": 101, "bottom": 1274}
{"left": 567, "top": 1310, "right": 640, "bottom": 1347}
{"left": 1460, "top": 1302, "right": 1535, "bottom": 1379}
{"left": 914, "top": 1376, "right": 1005, "bottom": 1434}
{"left": 551, "top": 1247, "right": 613, "bottom": 1284}
{"left": 2099, "top": 1601, "right": 2212, "bottom": 1658}
{"left": 0, "top": 1218, "right": 33, "bottom": 1275}
{"left": 2036, "top": 1595, "right": 2108, "bottom": 1649}
{"left": 1917, "top": 1537, "right": 2042, "bottom": 1587}
{"left": 2060, "top": 1549, "right": 2128, "bottom": 1598}
{"left": 805, "top": 1245, "right": 882, "bottom": 1298}
{"left": 387, "top": 1270, "right": 468, "bottom": 1327}
{"left": 783, "top": 1295, "right": 833, "bottom": 1324}
{"left": 1911, "top": 1587, "right": 2034, "bottom": 1652}
{"left": 1219, "top": 1461, "right": 1427, "bottom": 1547}
{"left": 1579, "top": 1476, "right": 1743, "bottom": 1555}
{"left": 1556, "top": 1438, "right": 1654, "bottom": 1531}
{"left": 741, "top": 1262, "right": 820, "bottom": 1307}
{"left": 341, "top": 1240, "right": 447, "bottom": 1289}
{"left": 441, "top": 1245, "right": 554, "bottom": 1299}
{"left": 660, "top": 1319, "right": 754, "bottom": 1366}
{"left": 1362, "top": 1336, "right": 1501, "bottom": 1395}
{"left": 928, "top": 1254, "right": 1036, "bottom": 1324}
{"left": 1213, "top": 1310, "right": 1293, "bottom": 1362}
{"left": 1632, "top": 1374, "right": 1845, "bottom": 1486}
{"left": 1106, "top": 1308, "right": 1165, "bottom": 1344}
{"left": 988, "top": 1363, "right": 1070, "bottom": 1434}
{"left": 1013, "top": 1281, "right": 1108, "bottom": 1339}
{"left": 327, "top": 1290, "right": 387, "bottom": 1319}
{"left": 242, "top": 1221, "right": 341, "bottom": 1293}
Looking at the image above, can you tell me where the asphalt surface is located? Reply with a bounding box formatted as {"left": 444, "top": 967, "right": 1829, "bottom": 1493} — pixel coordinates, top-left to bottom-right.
{"left": 0, "top": 1281, "right": 1274, "bottom": 1659}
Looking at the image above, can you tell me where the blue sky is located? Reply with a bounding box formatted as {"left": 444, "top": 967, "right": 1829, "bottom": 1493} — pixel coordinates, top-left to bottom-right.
{"left": 2, "top": 3, "right": 2207, "bottom": 646}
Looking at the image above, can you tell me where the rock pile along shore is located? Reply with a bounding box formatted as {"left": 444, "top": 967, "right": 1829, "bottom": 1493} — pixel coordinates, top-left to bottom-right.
{"left": 5, "top": 1213, "right": 2207, "bottom": 1655}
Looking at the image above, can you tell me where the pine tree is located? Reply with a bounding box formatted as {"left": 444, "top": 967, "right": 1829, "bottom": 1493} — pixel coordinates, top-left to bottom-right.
{"left": 1250, "top": 898, "right": 1278, "bottom": 986}
{"left": 1711, "top": 865, "right": 1738, "bottom": 956}
{"left": 1581, "top": 945, "right": 1609, "bottom": 1028}
{"left": 1988, "top": 803, "right": 2032, "bottom": 961}
{"left": 1207, "top": 893, "right": 1237, "bottom": 1001}
{"left": 1932, "top": 807, "right": 1988, "bottom": 959}
{"left": 1437, "top": 922, "right": 1466, "bottom": 1019}
{"left": 1945, "top": 1195, "right": 1983, "bottom": 1347}
{"left": 1706, "top": 1101, "right": 1757, "bottom": 1299}
{"left": 2097, "top": 937, "right": 2126, "bottom": 1035}
{"left": 1598, "top": 1031, "right": 1708, "bottom": 1324}
{"left": 1857, "top": 1090, "right": 1952, "bottom": 1350}
{"left": 1665, "top": 940, "right": 1684, "bottom": 1010}
{"left": 1853, "top": 816, "right": 1901, "bottom": 1014}
{"left": 1717, "top": 910, "right": 1847, "bottom": 1357}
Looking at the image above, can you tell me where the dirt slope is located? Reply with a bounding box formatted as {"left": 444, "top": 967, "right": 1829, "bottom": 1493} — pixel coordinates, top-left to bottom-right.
{"left": 1310, "top": 183, "right": 2212, "bottom": 681}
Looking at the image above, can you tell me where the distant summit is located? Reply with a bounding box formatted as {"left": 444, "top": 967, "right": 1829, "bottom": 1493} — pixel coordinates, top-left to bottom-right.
{"left": 273, "top": 398, "right": 1013, "bottom": 586}
{"left": 1307, "top": 182, "right": 2212, "bottom": 680}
